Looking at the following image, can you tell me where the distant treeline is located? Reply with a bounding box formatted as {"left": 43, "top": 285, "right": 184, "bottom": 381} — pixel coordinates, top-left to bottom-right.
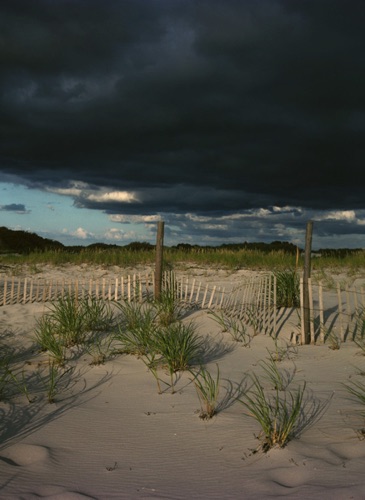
{"left": 0, "top": 226, "right": 64, "bottom": 254}
{"left": 0, "top": 226, "right": 363, "bottom": 257}
{"left": 316, "top": 248, "right": 365, "bottom": 258}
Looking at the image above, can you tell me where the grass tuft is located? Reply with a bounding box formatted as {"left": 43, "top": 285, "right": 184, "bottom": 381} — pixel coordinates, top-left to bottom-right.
{"left": 34, "top": 315, "right": 67, "bottom": 365}
{"left": 191, "top": 364, "right": 220, "bottom": 419}
{"left": 274, "top": 270, "right": 300, "bottom": 308}
{"left": 344, "top": 379, "right": 365, "bottom": 408}
{"left": 154, "top": 288, "right": 183, "bottom": 327}
{"left": 239, "top": 374, "right": 307, "bottom": 452}
{"left": 155, "top": 321, "right": 203, "bottom": 392}
{"left": 209, "top": 310, "right": 252, "bottom": 346}
{"left": 114, "top": 301, "right": 157, "bottom": 356}
{"left": 259, "top": 355, "right": 296, "bottom": 391}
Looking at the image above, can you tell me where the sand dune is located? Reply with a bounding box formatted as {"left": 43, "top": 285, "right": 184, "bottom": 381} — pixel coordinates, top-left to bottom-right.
{"left": 1, "top": 265, "right": 365, "bottom": 499}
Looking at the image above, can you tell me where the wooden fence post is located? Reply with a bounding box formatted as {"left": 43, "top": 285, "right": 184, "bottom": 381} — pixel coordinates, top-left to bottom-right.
{"left": 303, "top": 220, "right": 313, "bottom": 344}
{"left": 318, "top": 281, "right": 325, "bottom": 343}
{"left": 154, "top": 221, "right": 165, "bottom": 301}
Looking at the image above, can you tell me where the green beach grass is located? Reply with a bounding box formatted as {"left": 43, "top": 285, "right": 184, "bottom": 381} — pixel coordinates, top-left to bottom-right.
{"left": 1, "top": 247, "right": 364, "bottom": 272}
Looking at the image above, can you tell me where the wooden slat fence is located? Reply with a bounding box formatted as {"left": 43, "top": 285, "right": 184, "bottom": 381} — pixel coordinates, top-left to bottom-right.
{"left": 299, "top": 278, "right": 365, "bottom": 344}
{"left": 174, "top": 272, "right": 279, "bottom": 336}
{"left": 0, "top": 272, "right": 155, "bottom": 306}
{"left": 0, "top": 271, "right": 279, "bottom": 335}
{"left": 2, "top": 271, "right": 363, "bottom": 344}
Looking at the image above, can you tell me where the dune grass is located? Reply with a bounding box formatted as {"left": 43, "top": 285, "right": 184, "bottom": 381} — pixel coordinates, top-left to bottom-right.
{"left": 2, "top": 247, "right": 364, "bottom": 272}
{"left": 34, "top": 315, "right": 67, "bottom": 365}
{"left": 114, "top": 292, "right": 203, "bottom": 393}
{"left": 274, "top": 270, "right": 300, "bottom": 308}
{"left": 114, "top": 301, "right": 157, "bottom": 356}
{"left": 39, "top": 362, "right": 73, "bottom": 404}
{"left": 259, "top": 355, "right": 296, "bottom": 391}
{"left": 240, "top": 374, "right": 307, "bottom": 452}
{"left": 190, "top": 364, "right": 220, "bottom": 419}
{"left": 0, "top": 346, "right": 16, "bottom": 400}
{"left": 208, "top": 310, "right": 252, "bottom": 345}
{"left": 267, "top": 338, "right": 297, "bottom": 362}
{"left": 34, "top": 294, "right": 116, "bottom": 365}
{"left": 155, "top": 321, "right": 203, "bottom": 393}
{"left": 354, "top": 307, "right": 365, "bottom": 343}
{"left": 85, "top": 332, "right": 114, "bottom": 365}
{"left": 154, "top": 288, "right": 183, "bottom": 327}
{"left": 344, "top": 379, "right": 365, "bottom": 408}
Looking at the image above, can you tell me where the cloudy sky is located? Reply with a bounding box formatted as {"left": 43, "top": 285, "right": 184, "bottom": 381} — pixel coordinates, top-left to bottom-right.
{"left": 1, "top": 0, "right": 364, "bottom": 249}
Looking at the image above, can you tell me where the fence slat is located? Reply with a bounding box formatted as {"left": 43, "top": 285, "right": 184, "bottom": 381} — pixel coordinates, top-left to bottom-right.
{"left": 207, "top": 286, "right": 216, "bottom": 309}
{"left": 300, "top": 278, "right": 305, "bottom": 345}
{"left": 308, "top": 278, "right": 315, "bottom": 344}
{"left": 127, "top": 276, "right": 131, "bottom": 302}
{"left": 10, "top": 277, "right": 15, "bottom": 304}
{"left": 337, "top": 283, "right": 344, "bottom": 341}
{"left": 318, "top": 281, "right": 325, "bottom": 343}
{"left": 202, "top": 284, "right": 209, "bottom": 308}
{"left": 3, "top": 278, "right": 7, "bottom": 306}
{"left": 23, "top": 278, "right": 27, "bottom": 304}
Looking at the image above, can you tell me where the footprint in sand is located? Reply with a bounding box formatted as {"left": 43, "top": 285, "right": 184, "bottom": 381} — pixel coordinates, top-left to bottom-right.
{"left": 0, "top": 443, "right": 50, "bottom": 466}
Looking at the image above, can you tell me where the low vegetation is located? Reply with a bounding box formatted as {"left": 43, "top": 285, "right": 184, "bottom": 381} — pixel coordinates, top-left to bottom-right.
{"left": 274, "top": 270, "right": 300, "bottom": 308}
{"left": 115, "top": 288, "right": 203, "bottom": 393}
{"left": 208, "top": 310, "right": 253, "bottom": 346}
{"left": 239, "top": 374, "right": 307, "bottom": 452}
{"left": 1, "top": 227, "right": 364, "bottom": 271}
{"left": 155, "top": 322, "right": 204, "bottom": 392}
{"left": 114, "top": 301, "right": 157, "bottom": 356}
{"left": 34, "top": 295, "right": 116, "bottom": 364}
{"left": 344, "top": 379, "right": 365, "bottom": 409}
{"left": 259, "top": 355, "right": 296, "bottom": 391}
{"left": 190, "top": 365, "right": 221, "bottom": 419}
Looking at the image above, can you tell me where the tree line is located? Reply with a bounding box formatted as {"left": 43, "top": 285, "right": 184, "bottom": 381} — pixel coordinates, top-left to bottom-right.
{"left": 0, "top": 226, "right": 362, "bottom": 256}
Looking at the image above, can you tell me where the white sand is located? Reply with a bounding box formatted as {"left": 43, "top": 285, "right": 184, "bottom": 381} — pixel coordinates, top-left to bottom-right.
{"left": 1, "top": 265, "right": 365, "bottom": 499}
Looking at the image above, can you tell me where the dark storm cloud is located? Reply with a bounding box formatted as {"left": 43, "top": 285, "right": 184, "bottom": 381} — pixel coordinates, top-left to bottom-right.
{"left": 0, "top": 0, "right": 365, "bottom": 218}
{"left": 0, "top": 203, "right": 29, "bottom": 213}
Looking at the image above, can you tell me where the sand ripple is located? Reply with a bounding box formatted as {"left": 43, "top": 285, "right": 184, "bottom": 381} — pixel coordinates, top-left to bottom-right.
{"left": 0, "top": 443, "right": 50, "bottom": 466}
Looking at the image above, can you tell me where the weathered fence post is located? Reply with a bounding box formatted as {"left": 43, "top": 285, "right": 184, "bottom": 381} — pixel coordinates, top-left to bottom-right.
{"left": 303, "top": 220, "right": 313, "bottom": 344}
{"left": 154, "top": 221, "right": 165, "bottom": 301}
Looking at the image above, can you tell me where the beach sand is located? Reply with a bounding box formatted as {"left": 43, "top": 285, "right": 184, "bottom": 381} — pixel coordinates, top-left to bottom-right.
{"left": 1, "top": 265, "right": 365, "bottom": 499}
